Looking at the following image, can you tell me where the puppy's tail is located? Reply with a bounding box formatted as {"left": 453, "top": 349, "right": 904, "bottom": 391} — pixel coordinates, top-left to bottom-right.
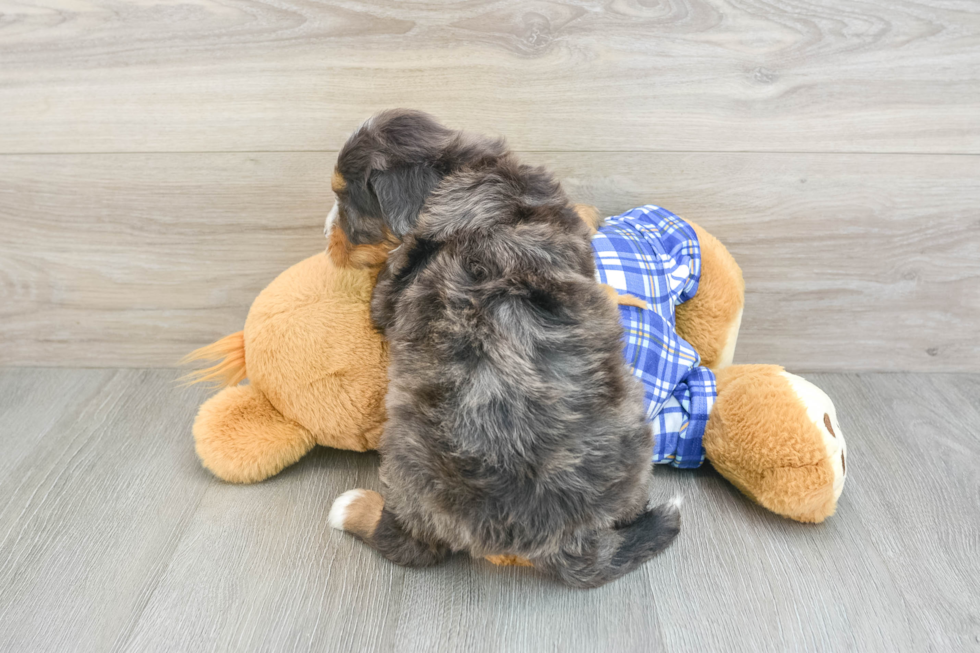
{"left": 539, "top": 498, "right": 682, "bottom": 589}
{"left": 179, "top": 331, "right": 247, "bottom": 387}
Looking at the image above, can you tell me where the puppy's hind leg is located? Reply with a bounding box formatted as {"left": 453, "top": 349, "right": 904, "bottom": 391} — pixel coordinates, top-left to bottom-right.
{"left": 536, "top": 499, "right": 681, "bottom": 589}
{"left": 329, "top": 490, "right": 449, "bottom": 567}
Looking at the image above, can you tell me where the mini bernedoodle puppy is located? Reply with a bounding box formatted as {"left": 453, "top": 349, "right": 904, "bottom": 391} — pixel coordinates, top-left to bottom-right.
{"left": 326, "top": 110, "right": 680, "bottom": 588}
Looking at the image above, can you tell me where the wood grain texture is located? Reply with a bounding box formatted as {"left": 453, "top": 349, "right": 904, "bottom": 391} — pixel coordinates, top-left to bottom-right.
{"left": 0, "top": 368, "right": 978, "bottom": 652}
{"left": 1, "top": 0, "right": 979, "bottom": 153}
{"left": 0, "top": 153, "right": 331, "bottom": 367}
{"left": 0, "top": 368, "right": 214, "bottom": 652}
{"left": 2, "top": 151, "right": 977, "bottom": 370}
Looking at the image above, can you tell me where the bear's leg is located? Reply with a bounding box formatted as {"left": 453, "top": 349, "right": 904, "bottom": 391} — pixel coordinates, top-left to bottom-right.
{"left": 193, "top": 384, "right": 315, "bottom": 483}
{"left": 674, "top": 221, "right": 744, "bottom": 370}
{"left": 704, "top": 365, "right": 846, "bottom": 523}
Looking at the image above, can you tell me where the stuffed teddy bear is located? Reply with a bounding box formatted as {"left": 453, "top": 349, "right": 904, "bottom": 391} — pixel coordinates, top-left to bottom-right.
{"left": 185, "top": 205, "right": 846, "bottom": 525}
{"left": 183, "top": 252, "right": 390, "bottom": 483}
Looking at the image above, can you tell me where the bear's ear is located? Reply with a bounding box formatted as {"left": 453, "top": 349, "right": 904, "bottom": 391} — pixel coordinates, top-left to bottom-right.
{"left": 369, "top": 165, "right": 442, "bottom": 237}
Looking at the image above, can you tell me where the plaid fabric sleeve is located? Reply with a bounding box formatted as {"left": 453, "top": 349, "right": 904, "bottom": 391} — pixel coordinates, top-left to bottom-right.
{"left": 613, "top": 205, "right": 702, "bottom": 309}
{"left": 592, "top": 205, "right": 718, "bottom": 469}
{"left": 651, "top": 367, "right": 716, "bottom": 468}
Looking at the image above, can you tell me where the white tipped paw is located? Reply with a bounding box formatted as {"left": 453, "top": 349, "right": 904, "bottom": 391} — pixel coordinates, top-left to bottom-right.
{"left": 668, "top": 495, "right": 684, "bottom": 510}
{"left": 329, "top": 489, "right": 369, "bottom": 531}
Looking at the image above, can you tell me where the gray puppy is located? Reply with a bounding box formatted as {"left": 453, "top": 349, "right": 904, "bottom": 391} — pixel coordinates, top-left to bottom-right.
{"left": 327, "top": 110, "right": 680, "bottom": 588}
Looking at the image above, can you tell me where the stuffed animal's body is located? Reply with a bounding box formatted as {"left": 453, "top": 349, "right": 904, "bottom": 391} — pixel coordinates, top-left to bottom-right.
{"left": 187, "top": 206, "right": 846, "bottom": 525}
{"left": 590, "top": 206, "right": 846, "bottom": 521}
{"left": 186, "top": 254, "right": 389, "bottom": 483}
{"left": 592, "top": 206, "right": 718, "bottom": 469}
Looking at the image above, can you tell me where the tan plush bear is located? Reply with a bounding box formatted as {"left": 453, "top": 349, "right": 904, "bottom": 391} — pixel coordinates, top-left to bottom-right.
{"left": 185, "top": 207, "right": 845, "bottom": 526}
{"left": 184, "top": 252, "right": 390, "bottom": 483}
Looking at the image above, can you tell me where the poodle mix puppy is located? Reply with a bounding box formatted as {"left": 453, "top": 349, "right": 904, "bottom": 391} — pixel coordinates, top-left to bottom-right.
{"left": 326, "top": 110, "right": 679, "bottom": 588}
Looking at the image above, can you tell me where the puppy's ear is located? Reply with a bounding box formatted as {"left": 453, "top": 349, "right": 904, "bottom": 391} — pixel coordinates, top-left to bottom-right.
{"left": 327, "top": 212, "right": 398, "bottom": 270}
{"left": 370, "top": 165, "right": 442, "bottom": 237}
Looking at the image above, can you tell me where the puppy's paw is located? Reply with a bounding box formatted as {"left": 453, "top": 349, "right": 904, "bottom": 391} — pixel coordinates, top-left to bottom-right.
{"left": 329, "top": 489, "right": 384, "bottom": 539}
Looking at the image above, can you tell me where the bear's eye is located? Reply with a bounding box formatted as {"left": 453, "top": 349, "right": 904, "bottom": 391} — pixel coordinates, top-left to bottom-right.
{"left": 823, "top": 413, "right": 835, "bottom": 438}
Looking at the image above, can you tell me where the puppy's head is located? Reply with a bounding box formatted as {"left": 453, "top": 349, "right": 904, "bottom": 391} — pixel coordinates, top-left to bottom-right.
{"left": 326, "top": 109, "right": 505, "bottom": 268}
{"left": 325, "top": 110, "right": 450, "bottom": 268}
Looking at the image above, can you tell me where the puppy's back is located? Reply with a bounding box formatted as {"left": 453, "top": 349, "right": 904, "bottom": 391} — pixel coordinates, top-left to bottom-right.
{"left": 329, "top": 110, "right": 680, "bottom": 587}
{"left": 378, "top": 161, "right": 656, "bottom": 558}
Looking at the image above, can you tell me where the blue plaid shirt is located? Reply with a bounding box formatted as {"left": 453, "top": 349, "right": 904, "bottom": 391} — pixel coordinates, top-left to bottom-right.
{"left": 591, "top": 206, "right": 717, "bottom": 469}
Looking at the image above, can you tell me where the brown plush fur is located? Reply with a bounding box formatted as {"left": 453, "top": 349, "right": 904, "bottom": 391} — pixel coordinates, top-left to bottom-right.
{"left": 484, "top": 555, "right": 535, "bottom": 567}
{"left": 194, "top": 384, "right": 315, "bottom": 483}
{"left": 674, "top": 221, "right": 744, "bottom": 370}
{"left": 704, "top": 365, "right": 837, "bottom": 523}
{"left": 187, "top": 252, "right": 390, "bottom": 482}
{"left": 602, "top": 284, "right": 649, "bottom": 310}
{"left": 244, "top": 253, "right": 390, "bottom": 452}
{"left": 181, "top": 331, "right": 248, "bottom": 387}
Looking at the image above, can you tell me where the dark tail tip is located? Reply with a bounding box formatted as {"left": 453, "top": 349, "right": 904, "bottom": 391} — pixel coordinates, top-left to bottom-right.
{"left": 544, "top": 498, "right": 682, "bottom": 589}
{"left": 611, "top": 499, "right": 681, "bottom": 570}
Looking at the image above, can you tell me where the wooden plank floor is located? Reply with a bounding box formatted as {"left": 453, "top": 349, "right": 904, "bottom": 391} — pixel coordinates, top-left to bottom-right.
{"left": 1, "top": 368, "right": 977, "bottom": 652}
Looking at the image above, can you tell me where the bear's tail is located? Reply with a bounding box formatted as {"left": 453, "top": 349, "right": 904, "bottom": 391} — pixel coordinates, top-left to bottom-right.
{"left": 179, "top": 331, "right": 247, "bottom": 387}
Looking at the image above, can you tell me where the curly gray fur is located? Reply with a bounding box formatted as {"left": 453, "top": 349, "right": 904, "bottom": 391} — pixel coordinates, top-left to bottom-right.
{"left": 331, "top": 110, "right": 680, "bottom": 588}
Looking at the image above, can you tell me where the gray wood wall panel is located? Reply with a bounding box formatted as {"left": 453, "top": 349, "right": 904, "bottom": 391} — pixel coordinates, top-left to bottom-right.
{"left": 1, "top": 0, "right": 978, "bottom": 153}
{"left": 2, "top": 152, "right": 977, "bottom": 370}
{"left": 0, "top": 368, "right": 977, "bottom": 652}
{"left": 0, "top": 0, "right": 977, "bottom": 368}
